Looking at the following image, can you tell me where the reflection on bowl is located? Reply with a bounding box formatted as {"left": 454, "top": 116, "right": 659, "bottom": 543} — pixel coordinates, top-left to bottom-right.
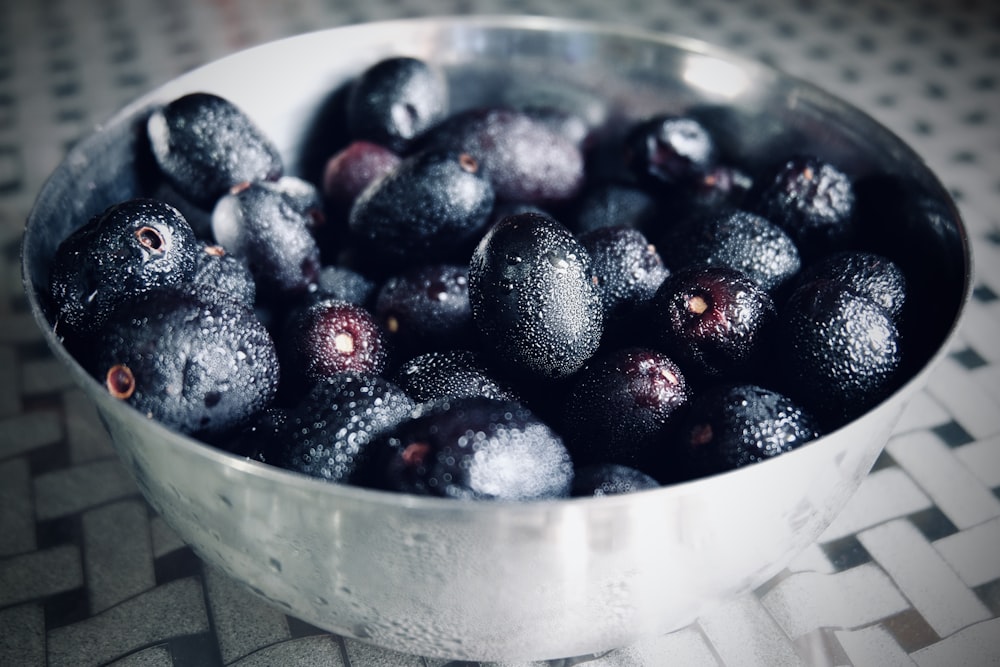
{"left": 22, "top": 15, "right": 971, "bottom": 662}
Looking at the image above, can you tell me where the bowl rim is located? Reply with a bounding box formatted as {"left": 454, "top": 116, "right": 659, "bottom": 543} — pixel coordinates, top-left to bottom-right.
{"left": 21, "top": 13, "right": 975, "bottom": 515}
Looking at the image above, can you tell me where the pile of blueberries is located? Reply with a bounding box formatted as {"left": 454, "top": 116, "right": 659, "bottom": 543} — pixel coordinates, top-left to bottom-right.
{"left": 47, "top": 56, "right": 914, "bottom": 500}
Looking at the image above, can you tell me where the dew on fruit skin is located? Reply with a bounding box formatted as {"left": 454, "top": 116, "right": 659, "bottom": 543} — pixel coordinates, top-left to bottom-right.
{"left": 426, "top": 279, "right": 449, "bottom": 301}
{"left": 546, "top": 250, "right": 570, "bottom": 271}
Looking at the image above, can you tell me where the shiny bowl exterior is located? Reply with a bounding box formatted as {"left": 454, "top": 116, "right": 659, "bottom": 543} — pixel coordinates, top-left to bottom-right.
{"left": 22, "top": 16, "right": 971, "bottom": 662}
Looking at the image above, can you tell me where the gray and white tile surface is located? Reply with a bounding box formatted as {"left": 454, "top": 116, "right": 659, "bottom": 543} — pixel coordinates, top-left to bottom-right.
{"left": 2, "top": 0, "right": 1000, "bottom": 664}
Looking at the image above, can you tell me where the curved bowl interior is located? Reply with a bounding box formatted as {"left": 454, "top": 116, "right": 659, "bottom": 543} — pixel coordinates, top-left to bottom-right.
{"left": 21, "top": 15, "right": 971, "bottom": 662}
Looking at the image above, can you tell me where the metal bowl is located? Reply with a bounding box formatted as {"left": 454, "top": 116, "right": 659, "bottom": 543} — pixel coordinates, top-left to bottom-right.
{"left": 21, "top": 15, "right": 971, "bottom": 662}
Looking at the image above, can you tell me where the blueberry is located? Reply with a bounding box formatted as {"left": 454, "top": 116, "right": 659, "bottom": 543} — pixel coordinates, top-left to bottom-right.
{"left": 348, "top": 149, "right": 494, "bottom": 261}
{"left": 561, "top": 347, "right": 689, "bottom": 468}
{"left": 49, "top": 198, "right": 199, "bottom": 338}
{"left": 278, "top": 372, "right": 416, "bottom": 484}
{"left": 280, "top": 298, "right": 388, "bottom": 387}
{"left": 418, "top": 107, "right": 585, "bottom": 205}
{"left": 753, "top": 155, "right": 856, "bottom": 260}
{"left": 190, "top": 243, "right": 256, "bottom": 307}
{"left": 571, "top": 464, "right": 660, "bottom": 497}
{"left": 373, "top": 263, "right": 473, "bottom": 358}
{"left": 674, "top": 383, "right": 821, "bottom": 478}
{"left": 392, "top": 349, "right": 516, "bottom": 403}
{"left": 373, "top": 397, "right": 574, "bottom": 500}
{"left": 650, "top": 266, "right": 776, "bottom": 381}
{"left": 211, "top": 180, "right": 322, "bottom": 298}
{"left": 147, "top": 92, "right": 283, "bottom": 208}
{"left": 659, "top": 209, "right": 801, "bottom": 293}
{"left": 89, "top": 283, "right": 280, "bottom": 438}
{"left": 346, "top": 56, "right": 449, "bottom": 153}
{"left": 623, "top": 114, "right": 717, "bottom": 191}
{"left": 774, "top": 279, "right": 902, "bottom": 426}
{"left": 579, "top": 225, "right": 670, "bottom": 323}
{"left": 322, "top": 140, "right": 402, "bottom": 214}
{"left": 468, "top": 211, "right": 604, "bottom": 380}
{"left": 792, "top": 250, "right": 906, "bottom": 322}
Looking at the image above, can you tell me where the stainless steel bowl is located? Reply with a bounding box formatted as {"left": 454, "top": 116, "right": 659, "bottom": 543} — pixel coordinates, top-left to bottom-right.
{"left": 22, "top": 15, "right": 972, "bottom": 662}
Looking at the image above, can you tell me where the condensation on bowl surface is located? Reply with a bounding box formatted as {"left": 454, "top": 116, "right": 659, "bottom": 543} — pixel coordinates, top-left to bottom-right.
{"left": 21, "top": 15, "right": 971, "bottom": 662}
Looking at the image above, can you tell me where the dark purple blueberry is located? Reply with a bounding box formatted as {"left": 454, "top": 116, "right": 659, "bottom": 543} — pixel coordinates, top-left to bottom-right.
{"left": 659, "top": 209, "right": 801, "bottom": 293}
{"left": 191, "top": 243, "right": 256, "bottom": 307}
{"left": 675, "top": 383, "right": 821, "bottom": 478}
{"left": 562, "top": 347, "right": 689, "bottom": 468}
{"left": 308, "top": 265, "right": 377, "bottom": 307}
{"left": 48, "top": 198, "right": 199, "bottom": 337}
{"left": 793, "top": 250, "right": 907, "bottom": 321}
{"left": 322, "top": 140, "right": 401, "bottom": 212}
{"left": 579, "top": 226, "right": 670, "bottom": 323}
{"left": 280, "top": 298, "right": 388, "bottom": 386}
{"left": 89, "top": 284, "right": 280, "bottom": 438}
{"left": 373, "top": 264, "right": 474, "bottom": 357}
{"left": 418, "top": 107, "right": 585, "bottom": 205}
{"left": 623, "top": 114, "right": 717, "bottom": 191}
{"left": 774, "top": 280, "right": 902, "bottom": 426}
{"left": 392, "top": 349, "right": 516, "bottom": 403}
{"left": 571, "top": 464, "right": 660, "bottom": 497}
{"left": 468, "top": 211, "right": 603, "bottom": 380}
{"left": 147, "top": 92, "right": 283, "bottom": 208}
{"left": 373, "top": 397, "right": 573, "bottom": 500}
{"left": 348, "top": 149, "right": 494, "bottom": 261}
{"left": 754, "top": 155, "right": 856, "bottom": 260}
{"left": 211, "top": 180, "right": 322, "bottom": 298}
{"left": 346, "top": 56, "right": 449, "bottom": 153}
{"left": 572, "top": 182, "right": 661, "bottom": 235}
{"left": 650, "top": 266, "right": 776, "bottom": 380}
{"left": 278, "top": 372, "right": 415, "bottom": 484}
